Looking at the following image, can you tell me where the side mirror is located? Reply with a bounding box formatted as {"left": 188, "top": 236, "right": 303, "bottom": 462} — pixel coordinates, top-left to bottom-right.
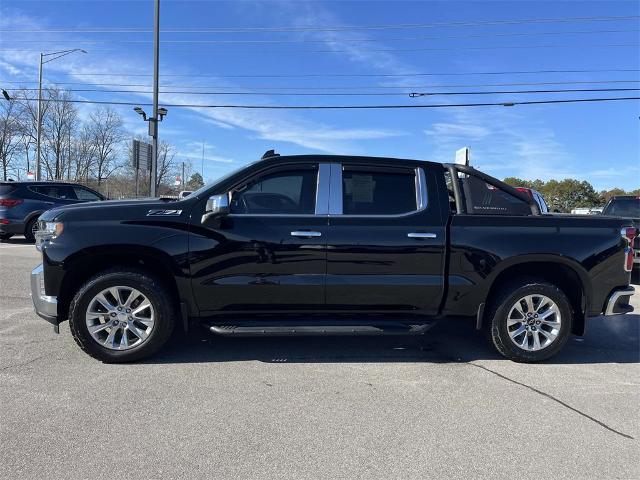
{"left": 206, "top": 193, "right": 230, "bottom": 216}
{"left": 202, "top": 193, "right": 230, "bottom": 225}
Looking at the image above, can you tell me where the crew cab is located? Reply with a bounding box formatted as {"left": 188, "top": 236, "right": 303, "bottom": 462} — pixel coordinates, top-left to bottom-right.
{"left": 30, "top": 153, "right": 637, "bottom": 363}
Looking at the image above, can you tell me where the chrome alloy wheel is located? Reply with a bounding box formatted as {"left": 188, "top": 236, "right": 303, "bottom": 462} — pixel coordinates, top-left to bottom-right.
{"left": 85, "top": 286, "right": 155, "bottom": 351}
{"left": 506, "top": 294, "right": 561, "bottom": 351}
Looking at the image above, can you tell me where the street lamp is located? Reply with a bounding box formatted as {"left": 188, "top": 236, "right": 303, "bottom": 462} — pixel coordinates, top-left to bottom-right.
{"left": 35, "top": 48, "right": 87, "bottom": 181}
{"left": 133, "top": 105, "right": 168, "bottom": 196}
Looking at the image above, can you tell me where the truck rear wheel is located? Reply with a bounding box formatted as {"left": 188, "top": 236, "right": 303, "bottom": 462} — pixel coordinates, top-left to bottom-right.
{"left": 488, "top": 279, "right": 572, "bottom": 363}
{"left": 68, "top": 269, "right": 175, "bottom": 363}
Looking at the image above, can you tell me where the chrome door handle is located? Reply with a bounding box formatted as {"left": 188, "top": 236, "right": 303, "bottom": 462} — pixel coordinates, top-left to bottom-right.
{"left": 291, "top": 231, "right": 322, "bottom": 238}
{"left": 407, "top": 232, "right": 437, "bottom": 239}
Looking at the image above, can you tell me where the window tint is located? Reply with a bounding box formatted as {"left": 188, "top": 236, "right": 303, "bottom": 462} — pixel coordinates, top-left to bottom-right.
{"left": 342, "top": 169, "right": 417, "bottom": 215}
{"left": 604, "top": 198, "right": 640, "bottom": 217}
{"left": 74, "top": 187, "right": 101, "bottom": 201}
{"left": 461, "top": 175, "right": 531, "bottom": 216}
{"left": 29, "top": 185, "right": 77, "bottom": 200}
{"left": 0, "top": 185, "right": 16, "bottom": 195}
{"left": 230, "top": 168, "right": 317, "bottom": 214}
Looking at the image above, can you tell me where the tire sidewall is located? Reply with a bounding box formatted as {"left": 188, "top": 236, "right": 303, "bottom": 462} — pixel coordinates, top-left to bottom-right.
{"left": 69, "top": 271, "right": 174, "bottom": 362}
{"left": 491, "top": 282, "right": 572, "bottom": 362}
{"left": 24, "top": 218, "right": 37, "bottom": 243}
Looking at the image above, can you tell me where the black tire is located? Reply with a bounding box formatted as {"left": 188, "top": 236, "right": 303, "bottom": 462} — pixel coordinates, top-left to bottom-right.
{"left": 0, "top": 233, "right": 12, "bottom": 241}
{"left": 487, "top": 278, "right": 572, "bottom": 363}
{"left": 24, "top": 218, "right": 38, "bottom": 243}
{"left": 68, "top": 268, "right": 175, "bottom": 363}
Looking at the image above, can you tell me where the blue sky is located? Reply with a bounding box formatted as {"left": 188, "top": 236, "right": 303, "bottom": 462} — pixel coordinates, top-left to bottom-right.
{"left": 0, "top": 0, "right": 638, "bottom": 190}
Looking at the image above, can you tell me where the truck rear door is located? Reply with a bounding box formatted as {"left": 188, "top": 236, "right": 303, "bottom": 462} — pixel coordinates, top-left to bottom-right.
{"left": 325, "top": 162, "right": 447, "bottom": 314}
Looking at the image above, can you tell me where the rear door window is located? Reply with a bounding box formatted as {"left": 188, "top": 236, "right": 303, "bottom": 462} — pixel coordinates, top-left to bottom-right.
{"left": 73, "top": 187, "right": 101, "bottom": 201}
{"left": 342, "top": 167, "right": 417, "bottom": 215}
{"left": 0, "top": 185, "right": 17, "bottom": 195}
{"left": 604, "top": 198, "right": 640, "bottom": 217}
{"left": 461, "top": 174, "right": 532, "bottom": 216}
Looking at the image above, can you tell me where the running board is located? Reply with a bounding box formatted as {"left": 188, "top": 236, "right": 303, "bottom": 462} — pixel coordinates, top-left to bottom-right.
{"left": 207, "top": 320, "right": 436, "bottom": 337}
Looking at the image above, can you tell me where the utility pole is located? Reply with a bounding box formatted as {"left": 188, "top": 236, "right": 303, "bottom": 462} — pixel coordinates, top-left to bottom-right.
{"left": 201, "top": 141, "right": 205, "bottom": 178}
{"left": 150, "top": 0, "right": 160, "bottom": 197}
{"left": 36, "top": 54, "right": 43, "bottom": 181}
{"left": 182, "top": 161, "right": 186, "bottom": 191}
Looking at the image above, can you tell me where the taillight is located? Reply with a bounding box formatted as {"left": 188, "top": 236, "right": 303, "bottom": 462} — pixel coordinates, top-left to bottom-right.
{"left": 621, "top": 227, "right": 637, "bottom": 272}
{"left": 0, "top": 198, "right": 23, "bottom": 207}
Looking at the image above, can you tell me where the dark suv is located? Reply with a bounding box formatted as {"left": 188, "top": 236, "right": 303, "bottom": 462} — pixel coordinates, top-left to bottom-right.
{"left": 0, "top": 181, "right": 104, "bottom": 242}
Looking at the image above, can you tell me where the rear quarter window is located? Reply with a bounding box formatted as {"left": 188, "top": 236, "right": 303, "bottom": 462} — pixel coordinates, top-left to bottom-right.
{"left": 0, "top": 185, "right": 17, "bottom": 195}
{"left": 461, "top": 174, "right": 532, "bottom": 216}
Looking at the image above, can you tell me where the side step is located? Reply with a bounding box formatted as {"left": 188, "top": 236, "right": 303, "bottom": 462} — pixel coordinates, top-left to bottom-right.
{"left": 207, "top": 319, "right": 437, "bottom": 337}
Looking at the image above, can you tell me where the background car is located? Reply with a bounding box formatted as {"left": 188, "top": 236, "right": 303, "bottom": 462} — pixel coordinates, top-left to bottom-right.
{"left": 515, "top": 187, "right": 549, "bottom": 213}
{"left": 602, "top": 195, "right": 640, "bottom": 269}
{"left": 0, "top": 181, "right": 105, "bottom": 242}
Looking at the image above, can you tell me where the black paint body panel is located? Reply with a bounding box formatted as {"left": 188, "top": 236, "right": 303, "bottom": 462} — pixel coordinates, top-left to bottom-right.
{"left": 37, "top": 155, "right": 633, "bottom": 327}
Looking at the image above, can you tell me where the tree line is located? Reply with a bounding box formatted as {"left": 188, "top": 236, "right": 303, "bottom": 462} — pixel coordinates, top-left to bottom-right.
{"left": 0, "top": 89, "right": 204, "bottom": 198}
{"left": 503, "top": 177, "right": 639, "bottom": 212}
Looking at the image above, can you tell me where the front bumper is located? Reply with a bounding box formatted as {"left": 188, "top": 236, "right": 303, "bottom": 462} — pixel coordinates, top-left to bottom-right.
{"left": 30, "top": 264, "right": 58, "bottom": 325}
{"left": 603, "top": 286, "right": 635, "bottom": 316}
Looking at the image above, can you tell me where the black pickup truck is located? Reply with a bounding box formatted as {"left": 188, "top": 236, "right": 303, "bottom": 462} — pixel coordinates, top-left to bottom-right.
{"left": 31, "top": 153, "right": 637, "bottom": 363}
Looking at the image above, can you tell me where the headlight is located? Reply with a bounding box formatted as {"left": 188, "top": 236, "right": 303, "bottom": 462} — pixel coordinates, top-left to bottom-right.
{"left": 35, "top": 221, "right": 64, "bottom": 251}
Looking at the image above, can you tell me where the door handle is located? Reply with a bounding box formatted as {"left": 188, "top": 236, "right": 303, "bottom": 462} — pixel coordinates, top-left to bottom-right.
{"left": 291, "top": 231, "right": 322, "bottom": 238}
{"left": 407, "top": 232, "right": 437, "bottom": 239}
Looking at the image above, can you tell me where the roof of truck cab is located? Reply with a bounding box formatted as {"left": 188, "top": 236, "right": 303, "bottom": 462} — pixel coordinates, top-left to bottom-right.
{"left": 261, "top": 154, "right": 442, "bottom": 167}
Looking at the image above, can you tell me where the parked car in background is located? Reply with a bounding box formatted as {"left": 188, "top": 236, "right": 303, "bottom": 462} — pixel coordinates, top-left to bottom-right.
{"left": 0, "top": 181, "right": 105, "bottom": 242}
{"left": 178, "top": 190, "right": 194, "bottom": 199}
{"left": 30, "top": 153, "right": 636, "bottom": 363}
{"left": 603, "top": 195, "right": 640, "bottom": 269}
{"left": 515, "top": 187, "right": 549, "bottom": 213}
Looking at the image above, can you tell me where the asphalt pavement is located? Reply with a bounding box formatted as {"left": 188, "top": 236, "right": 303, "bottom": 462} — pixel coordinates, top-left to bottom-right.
{"left": 1, "top": 237, "right": 638, "bottom": 480}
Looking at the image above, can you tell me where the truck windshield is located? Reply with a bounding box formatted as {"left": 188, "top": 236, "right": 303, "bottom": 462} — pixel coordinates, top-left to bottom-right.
{"left": 603, "top": 197, "right": 640, "bottom": 218}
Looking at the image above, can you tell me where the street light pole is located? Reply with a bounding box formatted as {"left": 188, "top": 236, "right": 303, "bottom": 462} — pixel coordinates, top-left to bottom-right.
{"left": 150, "top": 0, "right": 160, "bottom": 197}
{"left": 35, "top": 49, "right": 86, "bottom": 182}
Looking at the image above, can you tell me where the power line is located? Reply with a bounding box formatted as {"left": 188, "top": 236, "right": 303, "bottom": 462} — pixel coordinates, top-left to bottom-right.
{"left": 2, "top": 43, "right": 637, "bottom": 54}
{"left": 1, "top": 15, "right": 638, "bottom": 33}
{"left": 3, "top": 79, "right": 639, "bottom": 91}
{"left": 15, "top": 68, "right": 638, "bottom": 78}
{"left": 7, "top": 87, "right": 640, "bottom": 97}
{"left": 11, "top": 96, "right": 640, "bottom": 109}
{"left": 5, "top": 28, "right": 638, "bottom": 44}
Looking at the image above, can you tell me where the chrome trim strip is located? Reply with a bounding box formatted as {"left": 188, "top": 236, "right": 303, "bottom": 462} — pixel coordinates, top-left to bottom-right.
{"left": 291, "top": 231, "right": 322, "bottom": 237}
{"left": 328, "top": 163, "right": 343, "bottom": 215}
{"left": 604, "top": 286, "right": 635, "bottom": 315}
{"left": 315, "top": 164, "right": 331, "bottom": 215}
{"left": 407, "top": 232, "right": 437, "bottom": 239}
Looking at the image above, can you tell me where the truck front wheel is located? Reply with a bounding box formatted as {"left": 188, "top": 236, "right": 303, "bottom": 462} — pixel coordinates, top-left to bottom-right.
{"left": 68, "top": 269, "right": 175, "bottom": 363}
{"left": 488, "top": 279, "right": 572, "bottom": 363}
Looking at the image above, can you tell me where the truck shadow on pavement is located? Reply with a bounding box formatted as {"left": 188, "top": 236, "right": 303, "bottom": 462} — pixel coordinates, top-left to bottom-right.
{"left": 148, "top": 314, "right": 640, "bottom": 366}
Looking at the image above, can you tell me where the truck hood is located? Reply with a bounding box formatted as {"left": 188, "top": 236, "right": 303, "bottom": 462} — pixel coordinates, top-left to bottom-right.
{"left": 39, "top": 198, "right": 187, "bottom": 222}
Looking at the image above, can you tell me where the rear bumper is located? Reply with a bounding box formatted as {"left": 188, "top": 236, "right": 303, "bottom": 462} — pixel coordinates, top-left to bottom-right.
{"left": 30, "top": 264, "right": 59, "bottom": 325}
{"left": 0, "top": 221, "right": 25, "bottom": 235}
{"left": 603, "top": 286, "right": 635, "bottom": 316}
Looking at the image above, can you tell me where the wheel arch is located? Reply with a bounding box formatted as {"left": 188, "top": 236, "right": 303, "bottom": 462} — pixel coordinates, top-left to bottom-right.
{"left": 482, "top": 255, "right": 591, "bottom": 336}
{"left": 57, "top": 245, "right": 194, "bottom": 329}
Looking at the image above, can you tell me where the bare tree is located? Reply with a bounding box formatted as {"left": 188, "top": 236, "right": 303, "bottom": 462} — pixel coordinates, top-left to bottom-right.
{"left": 42, "top": 89, "right": 78, "bottom": 180}
{"left": 156, "top": 140, "right": 178, "bottom": 191}
{"left": 87, "top": 107, "right": 125, "bottom": 185}
{"left": 0, "top": 98, "right": 23, "bottom": 180}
